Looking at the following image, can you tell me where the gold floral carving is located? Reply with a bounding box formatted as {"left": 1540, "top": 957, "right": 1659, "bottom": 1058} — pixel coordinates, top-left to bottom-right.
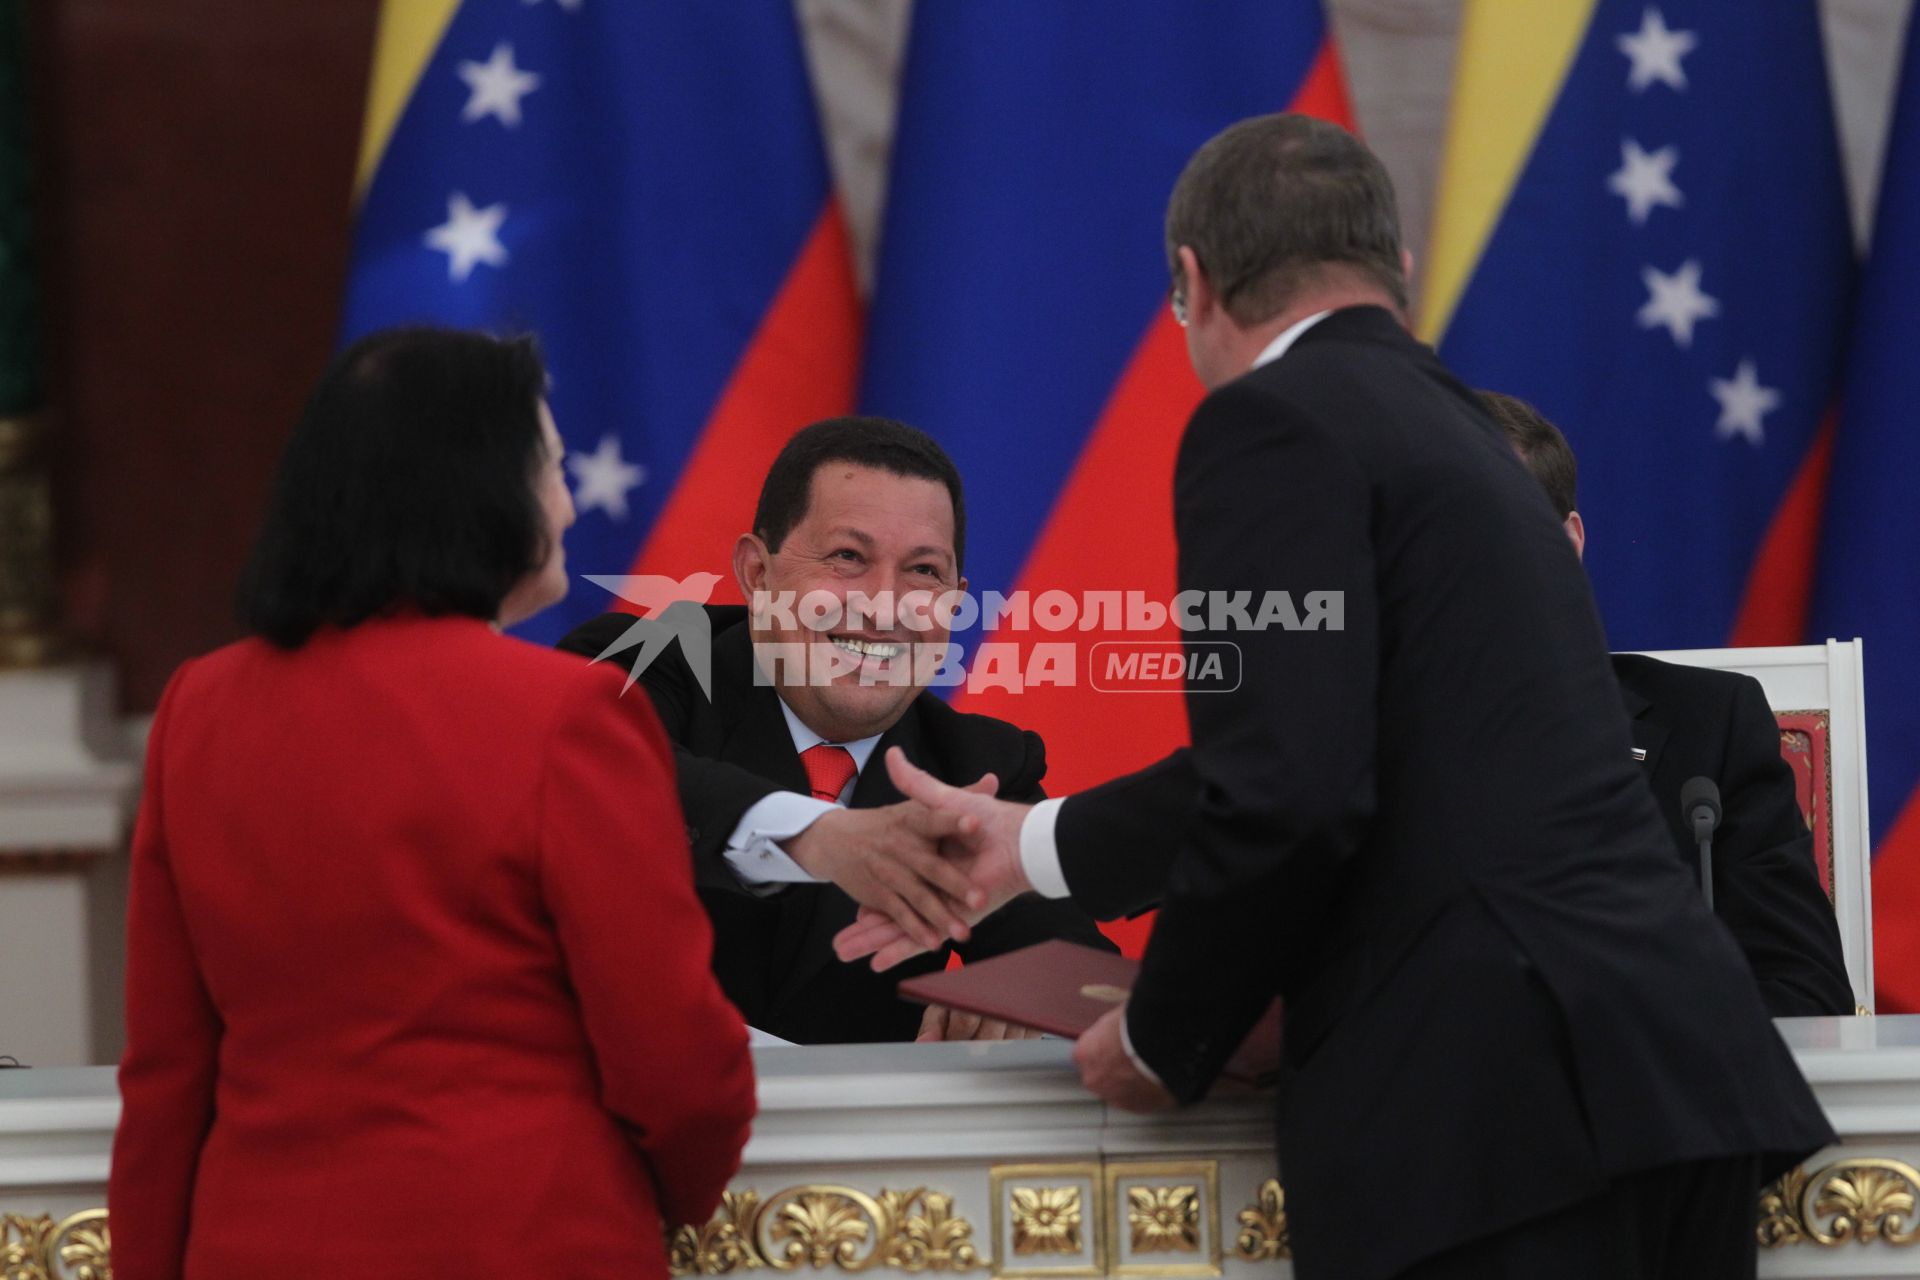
{"left": 876, "top": 1190, "right": 979, "bottom": 1271}
{"left": 1009, "top": 1187, "right": 1082, "bottom": 1255}
{"left": 1233, "top": 1178, "right": 1290, "bottom": 1261}
{"left": 1104, "top": 1160, "right": 1220, "bottom": 1278}
{"left": 1125, "top": 1186, "right": 1200, "bottom": 1254}
{"left": 1757, "top": 1159, "right": 1920, "bottom": 1248}
{"left": 0, "top": 1209, "right": 112, "bottom": 1280}
{"left": 670, "top": 1190, "right": 764, "bottom": 1275}
{"left": 770, "top": 1191, "right": 876, "bottom": 1269}
{"left": 1813, "top": 1163, "right": 1919, "bottom": 1245}
{"left": 992, "top": 1163, "right": 1103, "bottom": 1278}
{"left": 1757, "top": 1166, "right": 1810, "bottom": 1248}
{"left": 668, "top": 1186, "right": 980, "bottom": 1275}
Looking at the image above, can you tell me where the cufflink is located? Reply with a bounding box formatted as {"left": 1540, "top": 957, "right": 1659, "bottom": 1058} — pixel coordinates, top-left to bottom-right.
{"left": 1630, "top": 748, "right": 1648, "bottom": 762}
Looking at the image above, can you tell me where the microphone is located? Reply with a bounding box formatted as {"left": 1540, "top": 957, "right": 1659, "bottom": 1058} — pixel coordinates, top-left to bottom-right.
{"left": 1680, "top": 776, "right": 1721, "bottom": 911}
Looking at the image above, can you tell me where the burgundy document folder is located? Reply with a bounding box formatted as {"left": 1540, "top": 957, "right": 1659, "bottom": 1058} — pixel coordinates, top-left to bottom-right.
{"left": 898, "top": 939, "right": 1280, "bottom": 1088}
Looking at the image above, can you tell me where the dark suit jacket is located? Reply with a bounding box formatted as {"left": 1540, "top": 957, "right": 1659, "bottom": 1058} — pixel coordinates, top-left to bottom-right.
{"left": 1612, "top": 652, "right": 1854, "bottom": 1014}
{"left": 559, "top": 606, "right": 1113, "bottom": 1044}
{"left": 1070, "top": 307, "right": 1831, "bottom": 1280}
{"left": 1051, "top": 661, "right": 1857, "bottom": 1019}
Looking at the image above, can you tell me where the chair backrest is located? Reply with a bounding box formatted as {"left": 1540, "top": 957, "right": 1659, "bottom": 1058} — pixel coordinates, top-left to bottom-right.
{"left": 1625, "top": 640, "right": 1873, "bottom": 1011}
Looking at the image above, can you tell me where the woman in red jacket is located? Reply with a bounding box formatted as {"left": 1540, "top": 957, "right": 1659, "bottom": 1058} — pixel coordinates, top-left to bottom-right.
{"left": 108, "top": 328, "right": 755, "bottom": 1279}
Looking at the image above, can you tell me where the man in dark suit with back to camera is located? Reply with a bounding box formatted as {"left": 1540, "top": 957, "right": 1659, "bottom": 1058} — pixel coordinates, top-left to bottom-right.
{"left": 862, "top": 115, "right": 1832, "bottom": 1278}
{"left": 1480, "top": 389, "right": 1855, "bottom": 1017}
{"left": 560, "top": 417, "right": 1112, "bottom": 1046}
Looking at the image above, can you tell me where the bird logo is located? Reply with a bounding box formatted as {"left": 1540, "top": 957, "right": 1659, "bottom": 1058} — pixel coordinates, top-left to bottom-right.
{"left": 581, "top": 572, "right": 725, "bottom": 699}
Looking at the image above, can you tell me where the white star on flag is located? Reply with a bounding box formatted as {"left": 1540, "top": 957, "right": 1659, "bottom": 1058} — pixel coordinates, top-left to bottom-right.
{"left": 457, "top": 43, "right": 540, "bottom": 128}
{"left": 1709, "top": 360, "right": 1781, "bottom": 446}
{"left": 1608, "top": 138, "right": 1684, "bottom": 225}
{"left": 425, "top": 192, "right": 509, "bottom": 283}
{"left": 568, "top": 434, "right": 647, "bottom": 520}
{"left": 522, "top": 0, "right": 583, "bottom": 9}
{"left": 1617, "top": 8, "right": 1697, "bottom": 93}
{"left": 1637, "top": 259, "right": 1719, "bottom": 347}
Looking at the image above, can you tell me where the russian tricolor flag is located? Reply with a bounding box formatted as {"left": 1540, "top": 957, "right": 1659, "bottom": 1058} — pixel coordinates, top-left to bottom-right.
{"left": 1813, "top": 10, "right": 1920, "bottom": 1013}
{"left": 341, "top": 0, "right": 859, "bottom": 644}
{"left": 860, "top": 2, "right": 1350, "bottom": 955}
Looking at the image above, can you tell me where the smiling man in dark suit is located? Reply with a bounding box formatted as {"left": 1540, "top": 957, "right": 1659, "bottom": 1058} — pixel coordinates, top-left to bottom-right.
{"left": 560, "top": 416, "right": 1111, "bottom": 1045}
{"left": 1481, "top": 389, "right": 1854, "bottom": 1016}
{"left": 854, "top": 114, "right": 1832, "bottom": 1279}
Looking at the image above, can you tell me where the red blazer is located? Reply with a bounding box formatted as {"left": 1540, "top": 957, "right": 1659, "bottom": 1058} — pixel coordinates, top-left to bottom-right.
{"left": 109, "top": 615, "right": 754, "bottom": 1280}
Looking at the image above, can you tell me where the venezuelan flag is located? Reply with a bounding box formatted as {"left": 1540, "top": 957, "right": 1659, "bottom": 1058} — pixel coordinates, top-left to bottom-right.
{"left": 1422, "top": 0, "right": 1854, "bottom": 653}
{"left": 342, "top": 0, "right": 860, "bottom": 644}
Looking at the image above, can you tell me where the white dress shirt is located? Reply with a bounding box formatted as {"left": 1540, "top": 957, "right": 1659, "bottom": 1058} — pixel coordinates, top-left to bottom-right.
{"left": 721, "top": 698, "right": 882, "bottom": 888}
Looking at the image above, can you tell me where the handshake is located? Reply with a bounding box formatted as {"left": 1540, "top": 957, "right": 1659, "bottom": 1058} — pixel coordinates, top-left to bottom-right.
{"left": 792, "top": 745, "right": 1181, "bottom": 1112}
{"left": 785, "top": 746, "right": 1033, "bottom": 971}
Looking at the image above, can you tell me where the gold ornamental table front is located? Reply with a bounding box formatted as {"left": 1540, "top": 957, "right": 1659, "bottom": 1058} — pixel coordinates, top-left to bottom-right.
{"left": 3, "top": 1018, "right": 1919, "bottom": 1279}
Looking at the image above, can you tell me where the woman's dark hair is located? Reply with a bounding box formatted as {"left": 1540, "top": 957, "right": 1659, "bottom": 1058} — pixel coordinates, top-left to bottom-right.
{"left": 239, "top": 327, "right": 551, "bottom": 648}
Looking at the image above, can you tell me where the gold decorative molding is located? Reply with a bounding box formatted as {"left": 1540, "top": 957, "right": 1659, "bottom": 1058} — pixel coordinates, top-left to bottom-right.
{"left": 0, "top": 1209, "right": 112, "bottom": 1280}
{"left": 671, "top": 1189, "right": 764, "bottom": 1275}
{"left": 669, "top": 1185, "right": 980, "bottom": 1275}
{"left": 1009, "top": 1187, "right": 1082, "bottom": 1256}
{"left": 0, "top": 411, "right": 64, "bottom": 668}
{"left": 1124, "top": 1186, "right": 1199, "bottom": 1254}
{"left": 1232, "top": 1178, "right": 1290, "bottom": 1262}
{"left": 1104, "top": 1162, "right": 1220, "bottom": 1278}
{"left": 1758, "top": 1158, "right": 1920, "bottom": 1248}
{"left": 0, "top": 848, "right": 115, "bottom": 873}
{"left": 991, "top": 1164, "right": 1104, "bottom": 1279}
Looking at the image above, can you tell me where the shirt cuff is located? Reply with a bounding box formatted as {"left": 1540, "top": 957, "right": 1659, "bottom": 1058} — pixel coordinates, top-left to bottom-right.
{"left": 1119, "top": 1008, "right": 1168, "bottom": 1090}
{"left": 723, "top": 792, "right": 837, "bottom": 888}
{"left": 1018, "top": 797, "right": 1072, "bottom": 898}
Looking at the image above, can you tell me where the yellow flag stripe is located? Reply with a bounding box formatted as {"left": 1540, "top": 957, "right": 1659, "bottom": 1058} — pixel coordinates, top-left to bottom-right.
{"left": 353, "top": 0, "right": 463, "bottom": 200}
{"left": 1417, "top": 0, "right": 1601, "bottom": 343}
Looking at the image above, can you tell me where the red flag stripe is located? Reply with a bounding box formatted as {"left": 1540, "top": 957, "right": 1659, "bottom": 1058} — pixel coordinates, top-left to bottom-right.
{"left": 1873, "top": 792, "right": 1920, "bottom": 1012}
{"left": 950, "top": 314, "right": 1198, "bottom": 781}
{"left": 1726, "top": 409, "right": 1837, "bottom": 647}
{"left": 626, "top": 201, "right": 863, "bottom": 598}
{"left": 1289, "top": 33, "right": 1356, "bottom": 123}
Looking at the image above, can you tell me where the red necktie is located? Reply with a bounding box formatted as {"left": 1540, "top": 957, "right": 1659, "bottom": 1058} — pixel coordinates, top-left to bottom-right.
{"left": 800, "top": 743, "right": 858, "bottom": 804}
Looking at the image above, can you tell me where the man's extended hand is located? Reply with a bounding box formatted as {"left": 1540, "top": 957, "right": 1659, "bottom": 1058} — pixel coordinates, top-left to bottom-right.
{"left": 831, "top": 748, "right": 1034, "bottom": 970}
{"left": 1073, "top": 1004, "right": 1177, "bottom": 1113}
{"left": 916, "top": 1003, "right": 1044, "bottom": 1043}
{"left": 785, "top": 800, "right": 987, "bottom": 952}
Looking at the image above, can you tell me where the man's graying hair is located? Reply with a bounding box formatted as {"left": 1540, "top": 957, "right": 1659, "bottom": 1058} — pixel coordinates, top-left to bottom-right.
{"left": 1165, "top": 113, "right": 1408, "bottom": 324}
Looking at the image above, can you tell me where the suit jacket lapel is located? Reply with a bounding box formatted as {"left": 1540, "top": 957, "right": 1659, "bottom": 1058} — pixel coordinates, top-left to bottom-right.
{"left": 1618, "top": 679, "right": 1670, "bottom": 780}
{"left": 848, "top": 701, "right": 927, "bottom": 808}
{"left": 713, "top": 622, "right": 812, "bottom": 794}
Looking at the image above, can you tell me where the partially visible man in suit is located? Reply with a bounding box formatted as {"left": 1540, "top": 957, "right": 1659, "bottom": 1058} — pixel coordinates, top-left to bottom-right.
{"left": 560, "top": 417, "right": 1111, "bottom": 1045}
{"left": 851, "top": 115, "right": 1831, "bottom": 1278}
{"left": 1480, "top": 389, "right": 1854, "bottom": 1016}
